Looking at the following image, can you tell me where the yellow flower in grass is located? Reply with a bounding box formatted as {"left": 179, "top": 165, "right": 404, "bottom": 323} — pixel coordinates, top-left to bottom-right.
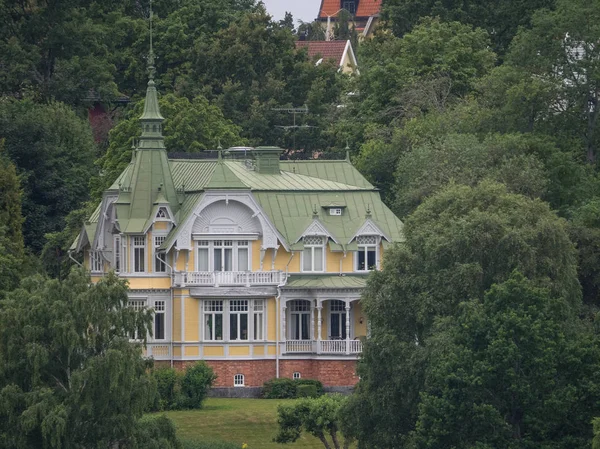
{"left": 242, "top": 444, "right": 248, "bottom": 449}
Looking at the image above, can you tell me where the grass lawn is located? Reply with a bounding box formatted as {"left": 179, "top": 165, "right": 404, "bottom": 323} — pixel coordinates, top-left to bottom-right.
{"left": 163, "top": 398, "right": 325, "bottom": 449}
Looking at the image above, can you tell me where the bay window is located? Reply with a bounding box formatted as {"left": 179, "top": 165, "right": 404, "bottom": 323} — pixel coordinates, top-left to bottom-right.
{"left": 204, "top": 300, "right": 223, "bottom": 340}
{"left": 196, "top": 240, "right": 251, "bottom": 271}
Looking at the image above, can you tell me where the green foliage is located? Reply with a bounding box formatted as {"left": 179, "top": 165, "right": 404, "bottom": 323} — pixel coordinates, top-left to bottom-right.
{"left": 348, "top": 181, "right": 581, "bottom": 448}
{"left": 179, "top": 361, "right": 217, "bottom": 409}
{"left": 0, "top": 268, "right": 159, "bottom": 448}
{"left": 262, "top": 378, "right": 297, "bottom": 399}
{"left": 274, "top": 394, "right": 352, "bottom": 449}
{"left": 181, "top": 440, "right": 240, "bottom": 449}
{"left": 151, "top": 362, "right": 215, "bottom": 411}
{"left": 153, "top": 367, "right": 183, "bottom": 411}
{"left": 413, "top": 272, "right": 600, "bottom": 448}
{"left": 133, "top": 415, "right": 182, "bottom": 449}
{"left": 93, "top": 93, "right": 244, "bottom": 199}
{"left": 262, "top": 378, "right": 324, "bottom": 399}
{"left": 0, "top": 99, "right": 96, "bottom": 253}
{"left": 296, "top": 384, "right": 318, "bottom": 398}
{"left": 382, "top": 0, "right": 555, "bottom": 55}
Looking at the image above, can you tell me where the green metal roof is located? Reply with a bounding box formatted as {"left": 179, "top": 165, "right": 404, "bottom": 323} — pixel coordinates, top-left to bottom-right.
{"left": 83, "top": 155, "right": 405, "bottom": 252}
{"left": 283, "top": 275, "right": 368, "bottom": 289}
{"left": 253, "top": 191, "right": 404, "bottom": 245}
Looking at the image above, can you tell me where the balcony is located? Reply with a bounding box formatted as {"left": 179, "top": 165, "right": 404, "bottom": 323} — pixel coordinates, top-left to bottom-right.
{"left": 176, "top": 270, "right": 287, "bottom": 287}
{"left": 284, "top": 339, "right": 363, "bottom": 355}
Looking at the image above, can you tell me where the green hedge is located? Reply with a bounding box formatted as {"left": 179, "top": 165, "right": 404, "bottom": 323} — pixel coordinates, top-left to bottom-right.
{"left": 262, "top": 378, "right": 324, "bottom": 399}
{"left": 296, "top": 384, "right": 318, "bottom": 398}
{"left": 151, "top": 362, "right": 216, "bottom": 411}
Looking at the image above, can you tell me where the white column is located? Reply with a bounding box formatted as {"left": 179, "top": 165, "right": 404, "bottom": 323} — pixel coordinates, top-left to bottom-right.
{"left": 282, "top": 304, "right": 287, "bottom": 343}
{"left": 316, "top": 301, "right": 323, "bottom": 354}
{"left": 345, "top": 303, "right": 351, "bottom": 355}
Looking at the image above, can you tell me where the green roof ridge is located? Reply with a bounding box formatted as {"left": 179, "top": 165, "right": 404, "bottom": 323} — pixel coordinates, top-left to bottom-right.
{"left": 205, "top": 159, "right": 247, "bottom": 189}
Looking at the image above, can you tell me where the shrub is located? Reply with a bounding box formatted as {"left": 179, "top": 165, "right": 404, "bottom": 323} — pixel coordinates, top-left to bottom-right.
{"left": 296, "top": 379, "right": 323, "bottom": 396}
{"left": 152, "top": 367, "right": 183, "bottom": 411}
{"left": 262, "top": 378, "right": 296, "bottom": 399}
{"left": 179, "top": 361, "right": 217, "bottom": 409}
{"left": 262, "top": 378, "right": 324, "bottom": 398}
{"left": 297, "top": 384, "right": 318, "bottom": 398}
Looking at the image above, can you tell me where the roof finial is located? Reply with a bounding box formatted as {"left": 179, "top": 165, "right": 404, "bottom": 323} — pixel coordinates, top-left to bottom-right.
{"left": 345, "top": 139, "right": 351, "bottom": 162}
{"left": 366, "top": 204, "right": 372, "bottom": 217}
{"left": 147, "top": 0, "right": 156, "bottom": 81}
{"left": 217, "top": 139, "right": 223, "bottom": 151}
{"left": 312, "top": 204, "right": 319, "bottom": 218}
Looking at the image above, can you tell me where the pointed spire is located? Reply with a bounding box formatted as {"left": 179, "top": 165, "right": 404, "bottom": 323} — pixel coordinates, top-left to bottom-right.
{"left": 140, "top": 0, "right": 164, "bottom": 128}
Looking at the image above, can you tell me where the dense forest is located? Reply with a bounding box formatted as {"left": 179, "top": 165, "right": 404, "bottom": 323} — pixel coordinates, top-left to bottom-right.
{"left": 1, "top": 0, "right": 600, "bottom": 447}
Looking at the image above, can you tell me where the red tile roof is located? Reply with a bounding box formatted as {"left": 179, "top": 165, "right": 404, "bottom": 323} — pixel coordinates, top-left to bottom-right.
{"left": 318, "top": 0, "right": 382, "bottom": 18}
{"left": 356, "top": 0, "right": 382, "bottom": 17}
{"left": 295, "top": 41, "right": 348, "bottom": 66}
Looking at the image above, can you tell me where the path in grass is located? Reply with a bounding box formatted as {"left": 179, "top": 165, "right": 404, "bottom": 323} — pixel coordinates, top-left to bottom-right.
{"left": 164, "top": 398, "right": 324, "bottom": 449}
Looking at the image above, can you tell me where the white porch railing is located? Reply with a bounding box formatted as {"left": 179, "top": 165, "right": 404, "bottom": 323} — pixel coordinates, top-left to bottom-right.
{"left": 146, "top": 344, "right": 171, "bottom": 360}
{"left": 178, "top": 271, "right": 286, "bottom": 287}
{"left": 285, "top": 340, "right": 316, "bottom": 353}
{"left": 284, "top": 339, "right": 363, "bottom": 354}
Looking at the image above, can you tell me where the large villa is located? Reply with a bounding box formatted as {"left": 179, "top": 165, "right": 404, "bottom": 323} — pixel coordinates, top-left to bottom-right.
{"left": 73, "top": 44, "right": 404, "bottom": 393}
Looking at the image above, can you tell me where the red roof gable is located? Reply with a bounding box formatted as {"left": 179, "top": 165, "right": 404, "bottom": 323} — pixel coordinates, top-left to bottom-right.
{"left": 295, "top": 41, "right": 348, "bottom": 66}
{"left": 356, "top": 0, "right": 382, "bottom": 17}
{"left": 318, "top": 0, "right": 382, "bottom": 18}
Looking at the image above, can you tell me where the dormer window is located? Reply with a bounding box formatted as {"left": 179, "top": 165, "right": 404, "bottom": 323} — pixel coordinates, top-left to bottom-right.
{"left": 329, "top": 208, "right": 343, "bottom": 216}
{"left": 343, "top": 0, "right": 356, "bottom": 14}
{"left": 302, "top": 236, "right": 325, "bottom": 272}
{"left": 356, "top": 235, "right": 378, "bottom": 271}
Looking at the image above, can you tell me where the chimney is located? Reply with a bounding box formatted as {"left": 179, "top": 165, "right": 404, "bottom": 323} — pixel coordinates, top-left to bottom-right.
{"left": 253, "top": 147, "right": 283, "bottom": 174}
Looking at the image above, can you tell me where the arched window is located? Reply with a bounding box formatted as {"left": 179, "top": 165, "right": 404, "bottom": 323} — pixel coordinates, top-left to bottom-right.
{"left": 152, "top": 124, "right": 157, "bottom": 132}
{"left": 234, "top": 374, "right": 245, "bottom": 387}
{"left": 293, "top": 372, "right": 301, "bottom": 380}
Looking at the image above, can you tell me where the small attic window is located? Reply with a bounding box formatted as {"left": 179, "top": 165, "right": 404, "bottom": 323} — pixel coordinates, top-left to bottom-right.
{"left": 329, "top": 208, "right": 343, "bottom": 216}
{"left": 156, "top": 208, "right": 169, "bottom": 220}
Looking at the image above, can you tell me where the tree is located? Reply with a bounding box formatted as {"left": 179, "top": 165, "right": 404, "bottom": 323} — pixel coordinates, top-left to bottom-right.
{"left": 92, "top": 93, "right": 244, "bottom": 199}
{"left": 0, "top": 143, "right": 24, "bottom": 293}
{"left": 382, "top": 0, "right": 555, "bottom": 55}
{"left": 0, "top": 269, "right": 172, "bottom": 448}
{"left": 275, "top": 394, "right": 352, "bottom": 449}
{"left": 354, "top": 18, "right": 495, "bottom": 125}
{"left": 0, "top": 99, "right": 97, "bottom": 253}
{"left": 508, "top": 0, "right": 600, "bottom": 164}
{"left": 413, "top": 272, "right": 600, "bottom": 449}
{"left": 347, "top": 181, "right": 581, "bottom": 448}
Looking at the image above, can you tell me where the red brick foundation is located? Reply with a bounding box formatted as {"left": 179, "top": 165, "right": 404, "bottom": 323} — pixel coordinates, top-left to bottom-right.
{"left": 170, "top": 359, "right": 358, "bottom": 388}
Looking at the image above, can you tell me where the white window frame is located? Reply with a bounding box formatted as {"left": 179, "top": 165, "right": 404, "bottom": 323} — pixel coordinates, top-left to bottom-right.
{"left": 355, "top": 235, "right": 380, "bottom": 272}
{"left": 128, "top": 299, "right": 146, "bottom": 340}
{"left": 204, "top": 300, "right": 224, "bottom": 341}
{"left": 288, "top": 300, "right": 312, "bottom": 340}
{"left": 329, "top": 208, "right": 342, "bottom": 216}
{"left": 301, "top": 236, "right": 326, "bottom": 272}
{"left": 229, "top": 300, "right": 249, "bottom": 341}
{"left": 195, "top": 239, "right": 251, "bottom": 272}
{"left": 113, "top": 235, "right": 122, "bottom": 273}
{"left": 90, "top": 250, "right": 103, "bottom": 273}
{"left": 253, "top": 299, "right": 265, "bottom": 341}
{"left": 293, "top": 371, "right": 301, "bottom": 380}
{"left": 234, "top": 374, "right": 245, "bottom": 387}
{"left": 329, "top": 300, "right": 350, "bottom": 339}
{"left": 132, "top": 235, "right": 146, "bottom": 273}
{"left": 153, "top": 235, "right": 167, "bottom": 273}
{"left": 153, "top": 300, "right": 166, "bottom": 340}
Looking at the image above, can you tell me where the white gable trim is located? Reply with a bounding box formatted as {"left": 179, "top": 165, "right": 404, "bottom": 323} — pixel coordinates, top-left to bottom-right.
{"left": 349, "top": 219, "right": 390, "bottom": 243}
{"left": 296, "top": 219, "right": 339, "bottom": 244}
{"left": 92, "top": 194, "right": 118, "bottom": 251}
{"left": 341, "top": 40, "right": 360, "bottom": 75}
{"left": 142, "top": 203, "right": 177, "bottom": 233}
{"left": 166, "top": 190, "right": 288, "bottom": 252}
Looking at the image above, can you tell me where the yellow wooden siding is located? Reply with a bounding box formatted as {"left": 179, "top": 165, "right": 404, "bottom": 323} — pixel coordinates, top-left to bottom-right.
{"left": 267, "top": 297, "right": 277, "bottom": 340}
{"left": 253, "top": 345, "right": 265, "bottom": 356}
{"left": 267, "top": 345, "right": 277, "bottom": 355}
{"left": 173, "top": 297, "right": 181, "bottom": 340}
{"left": 185, "top": 346, "right": 200, "bottom": 357}
{"left": 184, "top": 297, "right": 199, "bottom": 341}
{"left": 204, "top": 346, "right": 224, "bottom": 357}
{"left": 125, "top": 277, "right": 171, "bottom": 289}
{"left": 229, "top": 346, "right": 250, "bottom": 356}
{"left": 153, "top": 221, "right": 168, "bottom": 231}
{"left": 173, "top": 346, "right": 182, "bottom": 357}
{"left": 353, "top": 302, "right": 367, "bottom": 337}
